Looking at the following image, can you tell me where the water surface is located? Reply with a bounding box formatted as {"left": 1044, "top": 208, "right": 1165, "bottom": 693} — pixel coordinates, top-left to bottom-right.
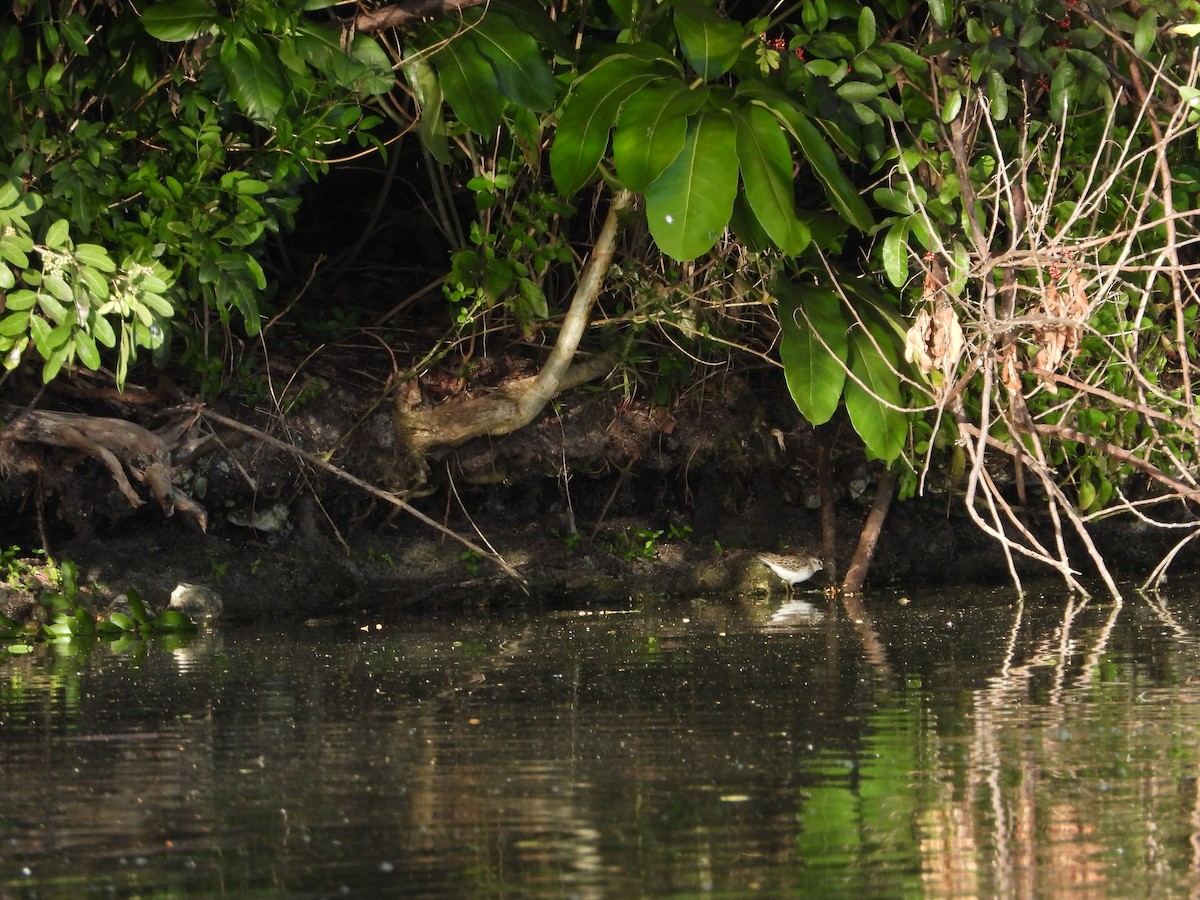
{"left": 3, "top": 587, "right": 1200, "bottom": 897}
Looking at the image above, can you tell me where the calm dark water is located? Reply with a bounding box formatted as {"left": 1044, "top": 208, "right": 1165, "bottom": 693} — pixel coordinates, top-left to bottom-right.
{"left": 3, "top": 586, "right": 1200, "bottom": 897}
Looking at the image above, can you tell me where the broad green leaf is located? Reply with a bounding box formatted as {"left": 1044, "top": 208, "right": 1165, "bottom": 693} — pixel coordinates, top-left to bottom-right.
{"left": 882, "top": 219, "right": 909, "bottom": 287}
{"left": 75, "top": 330, "right": 101, "bottom": 370}
{"left": 858, "top": 6, "right": 877, "bottom": 50}
{"left": 470, "top": 13, "right": 557, "bottom": 111}
{"left": 836, "top": 81, "right": 882, "bottom": 103}
{"left": 127, "top": 589, "right": 150, "bottom": 625}
{"left": 292, "top": 23, "right": 394, "bottom": 95}
{"left": 729, "top": 193, "right": 772, "bottom": 252}
{"left": 140, "top": 0, "right": 215, "bottom": 42}
{"left": 777, "top": 283, "right": 849, "bottom": 426}
{"left": 645, "top": 110, "right": 738, "bottom": 260}
{"left": 220, "top": 35, "right": 287, "bottom": 124}
{"left": 941, "top": 90, "right": 962, "bottom": 123}
{"left": 0, "top": 235, "right": 29, "bottom": 269}
{"left": 152, "top": 610, "right": 197, "bottom": 632}
{"left": 491, "top": 0, "right": 574, "bottom": 57}
{"left": 926, "top": 0, "right": 951, "bottom": 30}
{"left": 43, "top": 273, "right": 72, "bottom": 303}
{"left": 74, "top": 243, "right": 116, "bottom": 272}
{"left": 42, "top": 341, "right": 70, "bottom": 382}
{"left": 0, "top": 180, "right": 17, "bottom": 211}
{"left": 402, "top": 54, "right": 451, "bottom": 165}
{"left": 552, "top": 58, "right": 667, "bottom": 194}
{"left": 1077, "top": 479, "right": 1096, "bottom": 510}
{"left": 947, "top": 241, "right": 970, "bottom": 296}
{"left": 1134, "top": 9, "right": 1157, "bottom": 57}
{"left": 671, "top": 0, "right": 744, "bottom": 81}
{"left": 873, "top": 187, "right": 913, "bottom": 215}
{"left": 107, "top": 612, "right": 137, "bottom": 632}
{"left": 514, "top": 277, "right": 548, "bottom": 320}
{"left": 422, "top": 23, "right": 504, "bottom": 135}
{"left": 733, "top": 105, "right": 810, "bottom": 255}
{"left": 746, "top": 92, "right": 873, "bottom": 231}
{"left": 345, "top": 34, "right": 396, "bottom": 95}
{"left": 138, "top": 291, "right": 175, "bottom": 318}
{"left": 44, "top": 218, "right": 70, "bottom": 249}
{"left": 38, "top": 292, "right": 68, "bottom": 324}
{"left": 0, "top": 312, "right": 29, "bottom": 337}
{"left": 987, "top": 70, "right": 1008, "bottom": 120}
{"left": 613, "top": 82, "right": 708, "bottom": 192}
{"left": 91, "top": 313, "right": 116, "bottom": 348}
{"left": 1049, "top": 60, "right": 1077, "bottom": 122}
{"left": 845, "top": 320, "right": 906, "bottom": 462}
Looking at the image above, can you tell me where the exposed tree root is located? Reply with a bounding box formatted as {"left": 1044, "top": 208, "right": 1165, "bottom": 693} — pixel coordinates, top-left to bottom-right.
{"left": 400, "top": 190, "right": 633, "bottom": 456}
{"left": 0, "top": 403, "right": 207, "bottom": 531}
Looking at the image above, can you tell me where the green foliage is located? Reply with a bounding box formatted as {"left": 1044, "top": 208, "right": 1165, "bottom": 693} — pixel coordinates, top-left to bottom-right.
{"left": 458, "top": 549, "right": 483, "bottom": 577}
{"left": 0, "top": 0, "right": 392, "bottom": 388}
{"left": 3, "top": 557, "right": 196, "bottom": 654}
{"left": 445, "top": 161, "right": 575, "bottom": 335}
{"left": 604, "top": 522, "right": 692, "bottom": 560}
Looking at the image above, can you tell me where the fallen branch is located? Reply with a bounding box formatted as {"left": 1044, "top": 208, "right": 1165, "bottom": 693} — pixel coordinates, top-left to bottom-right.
{"left": 201, "top": 408, "right": 527, "bottom": 588}
{"left": 0, "top": 403, "right": 207, "bottom": 531}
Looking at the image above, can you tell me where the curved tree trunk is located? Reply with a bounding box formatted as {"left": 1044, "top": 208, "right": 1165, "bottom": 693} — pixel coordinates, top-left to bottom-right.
{"left": 401, "top": 189, "right": 633, "bottom": 454}
{"left": 841, "top": 467, "right": 897, "bottom": 595}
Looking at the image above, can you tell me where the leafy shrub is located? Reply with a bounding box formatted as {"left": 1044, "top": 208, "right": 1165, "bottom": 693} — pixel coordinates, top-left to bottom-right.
{"left": 0, "top": 0, "right": 393, "bottom": 386}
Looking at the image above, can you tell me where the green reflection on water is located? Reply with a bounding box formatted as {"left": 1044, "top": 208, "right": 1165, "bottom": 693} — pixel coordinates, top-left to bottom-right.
{"left": 1, "top": 589, "right": 1200, "bottom": 897}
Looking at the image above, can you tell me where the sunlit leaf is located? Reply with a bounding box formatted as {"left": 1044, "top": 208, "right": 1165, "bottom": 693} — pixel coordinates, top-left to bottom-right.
{"left": 552, "top": 57, "right": 669, "bottom": 194}
{"left": 613, "top": 82, "right": 708, "bottom": 192}
{"left": 75, "top": 330, "right": 100, "bottom": 369}
{"left": 44, "top": 218, "right": 70, "bottom": 250}
{"left": 140, "top": 0, "right": 215, "bottom": 42}
{"left": 882, "top": 219, "right": 910, "bottom": 287}
{"left": 645, "top": 109, "right": 738, "bottom": 260}
{"left": 733, "top": 105, "right": 810, "bottom": 255}
{"left": 671, "top": 0, "right": 744, "bottom": 81}
{"left": 220, "top": 34, "right": 287, "bottom": 124}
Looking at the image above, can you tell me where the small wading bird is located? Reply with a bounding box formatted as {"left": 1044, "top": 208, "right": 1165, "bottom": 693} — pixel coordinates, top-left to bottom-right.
{"left": 758, "top": 553, "right": 823, "bottom": 589}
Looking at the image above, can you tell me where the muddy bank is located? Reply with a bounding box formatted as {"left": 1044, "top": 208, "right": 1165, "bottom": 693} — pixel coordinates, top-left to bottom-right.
{"left": 2, "top": 362, "right": 1193, "bottom": 625}
{"left": 39, "top": 484, "right": 1178, "bottom": 626}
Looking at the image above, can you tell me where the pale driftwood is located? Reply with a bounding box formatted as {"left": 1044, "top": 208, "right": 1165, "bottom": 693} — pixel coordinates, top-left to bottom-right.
{"left": 401, "top": 190, "right": 633, "bottom": 454}
{"left": 0, "top": 404, "right": 207, "bottom": 531}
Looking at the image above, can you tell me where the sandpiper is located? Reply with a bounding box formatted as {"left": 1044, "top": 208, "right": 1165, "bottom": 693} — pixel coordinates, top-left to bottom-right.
{"left": 758, "top": 553, "right": 823, "bottom": 589}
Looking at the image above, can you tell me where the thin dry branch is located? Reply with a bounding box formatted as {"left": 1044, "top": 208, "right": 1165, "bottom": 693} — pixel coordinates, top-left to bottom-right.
{"left": 201, "top": 408, "right": 527, "bottom": 588}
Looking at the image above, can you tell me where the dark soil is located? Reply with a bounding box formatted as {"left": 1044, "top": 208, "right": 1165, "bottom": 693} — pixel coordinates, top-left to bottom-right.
{"left": 0, "top": 352, "right": 1191, "bottom": 626}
